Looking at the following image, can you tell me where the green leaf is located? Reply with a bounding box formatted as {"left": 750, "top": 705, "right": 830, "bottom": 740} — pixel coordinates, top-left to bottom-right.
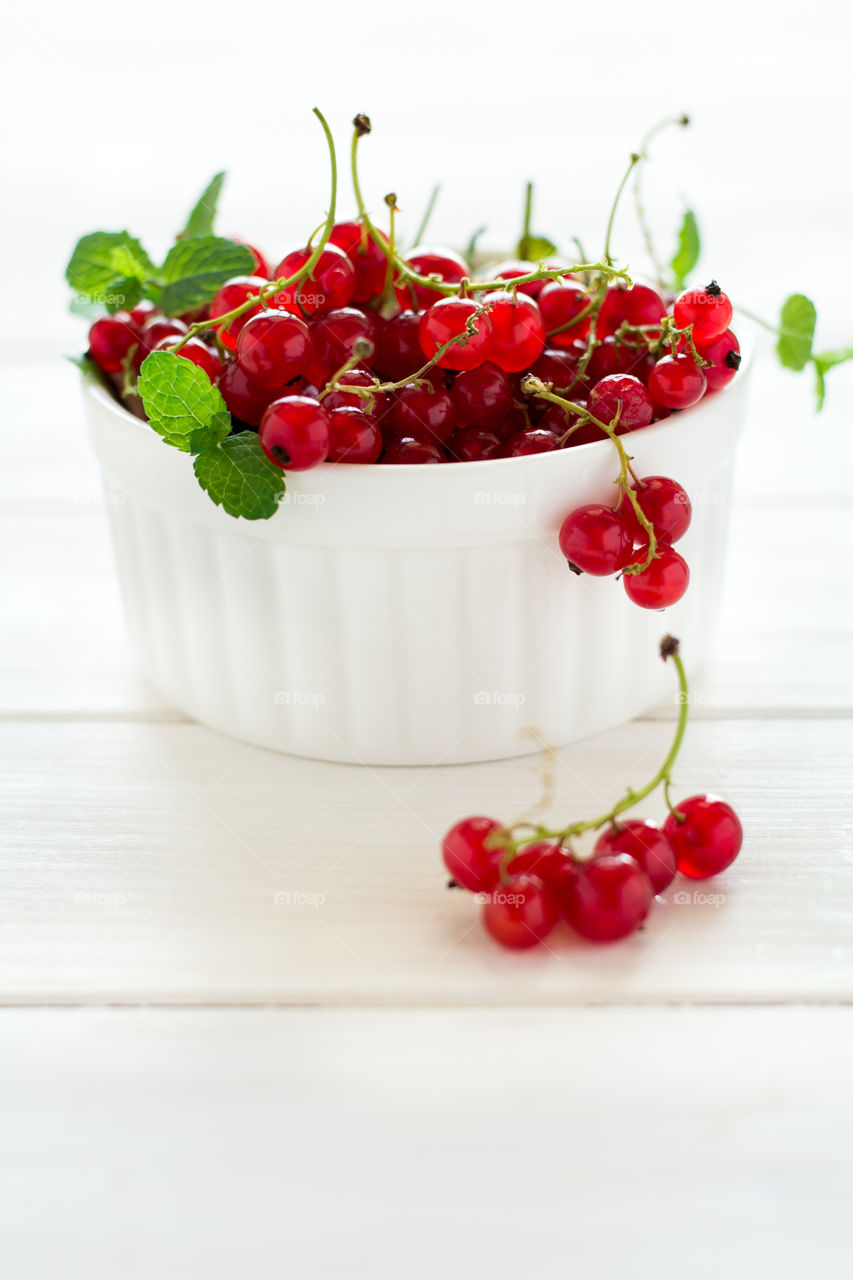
{"left": 66, "top": 231, "right": 154, "bottom": 304}
{"left": 182, "top": 171, "right": 226, "bottom": 239}
{"left": 777, "top": 294, "right": 817, "bottom": 371}
{"left": 812, "top": 346, "right": 853, "bottom": 411}
{"left": 516, "top": 234, "right": 558, "bottom": 261}
{"left": 105, "top": 276, "right": 144, "bottom": 314}
{"left": 193, "top": 432, "right": 286, "bottom": 521}
{"left": 158, "top": 236, "right": 254, "bottom": 314}
{"left": 670, "top": 209, "right": 700, "bottom": 290}
{"left": 137, "top": 350, "right": 231, "bottom": 453}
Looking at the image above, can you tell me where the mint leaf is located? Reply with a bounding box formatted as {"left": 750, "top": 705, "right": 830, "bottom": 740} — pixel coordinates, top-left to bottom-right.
{"left": 777, "top": 294, "right": 817, "bottom": 371}
{"left": 138, "top": 350, "right": 231, "bottom": 453}
{"left": 66, "top": 232, "right": 154, "bottom": 306}
{"left": 670, "top": 209, "right": 700, "bottom": 290}
{"left": 159, "top": 236, "right": 254, "bottom": 314}
{"left": 181, "top": 171, "right": 226, "bottom": 239}
{"left": 193, "top": 432, "right": 286, "bottom": 521}
{"left": 812, "top": 346, "right": 853, "bottom": 411}
{"left": 517, "top": 234, "right": 558, "bottom": 261}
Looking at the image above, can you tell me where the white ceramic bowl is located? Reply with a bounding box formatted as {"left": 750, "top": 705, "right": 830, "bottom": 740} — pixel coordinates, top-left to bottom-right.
{"left": 84, "top": 356, "right": 750, "bottom": 765}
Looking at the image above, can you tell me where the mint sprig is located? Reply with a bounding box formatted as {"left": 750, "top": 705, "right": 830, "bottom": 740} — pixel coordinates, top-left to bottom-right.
{"left": 180, "top": 171, "right": 226, "bottom": 240}
{"left": 670, "top": 209, "right": 700, "bottom": 291}
{"left": 193, "top": 433, "right": 286, "bottom": 520}
{"left": 776, "top": 294, "right": 817, "bottom": 371}
{"left": 66, "top": 231, "right": 154, "bottom": 314}
{"left": 159, "top": 237, "right": 254, "bottom": 314}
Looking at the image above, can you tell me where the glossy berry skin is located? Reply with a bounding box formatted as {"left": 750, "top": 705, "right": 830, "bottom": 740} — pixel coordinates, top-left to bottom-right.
{"left": 209, "top": 276, "right": 268, "bottom": 351}
{"left": 446, "top": 427, "right": 502, "bottom": 462}
{"left": 597, "top": 284, "right": 666, "bottom": 339}
{"left": 418, "top": 297, "right": 494, "bottom": 371}
{"left": 588, "top": 374, "right": 654, "bottom": 433}
{"left": 450, "top": 363, "right": 513, "bottom": 430}
{"left": 673, "top": 282, "right": 733, "bottom": 344}
{"left": 586, "top": 336, "right": 654, "bottom": 387}
{"left": 388, "top": 383, "right": 455, "bottom": 442}
{"left": 129, "top": 299, "right": 158, "bottom": 327}
{"left": 272, "top": 244, "right": 356, "bottom": 316}
{"left": 382, "top": 435, "right": 446, "bottom": 465}
{"left": 648, "top": 355, "right": 707, "bottom": 410}
{"left": 619, "top": 475, "right": 692, "bottom": 545}
{"left": 441, "top": 816, "right": 505, "bottom": 892}
{"left": 232, "top": 241, "right": 270, "bottom": 278}
{"left": 235, "top": 309, "right": 313, "bottom": 387}
{"left": 507, "top": 841, "right": 574, "bottom": 896}
{"left": 492, "top": 258, "right": 543, "bottom": 298}
{"left": 623, "top": 545, "right": 690, "bottom": 609}
{"left": 156, "top": 336, "right": 222, "bottom": 382}
{"left": 482, "top": 873, "right": 559, "bottom": 950}
{"left": 537, "top": 280, "right": 591, "bottom": 345}
{"left": 259, "top": 395, "right": 331, "bottom": 471}
{"left": 501, "top": 428, "right": 560, "bottom": 457}
{"left": 663, "top": 795, "right": 743, "bottom": 879}
{"left": 88, "top": 313, "right": 140, "bottom": 373}
{"left": 328, "top": 221, "right": 389, "bottom": 302}
{"left": 561, "top": 853, "right": 653, "bottom": 942}
{"left": 217, "top": 360, "right": 286, "bottom": 427}
{"left": 558, "top": 504, "right": 634, "bottom": 576}
{"left": 593, "top": 820, "right": 677, "bottom": 895}
{"left": 394, "top": 246, "right": 469, "bottom": 312}
{"left": 485, "top": 292, "right": 547, "bottom": 372}
{"left": 538, "top": 402, "right": 596, "bottom": 445}
{"left": 697, "top": 329, "right": 741, "bottom": 392}
{"left": 133, "top": 316, "right": 189, "bottom": 367}
{"left": 322, "top": 369, "right": 387, "bottom": 419}
{"left": 373, "top": 311, "right": 424, "bottom": 381}
{"left": 326, "top": 407, "right": 383, "bottom": 465}
{"left": 530, "top": 344, "right": 587, "bottom": 394}
{"left": 306, "top": 307, "right": 375, "bottom": 384}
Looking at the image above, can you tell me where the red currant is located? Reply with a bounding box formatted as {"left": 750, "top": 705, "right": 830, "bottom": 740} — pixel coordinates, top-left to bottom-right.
{"left": 586, "top": 336, "right": 654, "bottom": 386}
{"left": 593, "top": 820, "right": 677, "bottom": 895}
{"left": 393, "top": 247, "right": 468, "bottom": 312}
{"left": 326, "top": 407, "right": 383, "bottom": 464}
{"left": 418, "top": 297, "right": 494, "bottom": 371}
{"left": 663, "top": 796, "right": 743, "bottom": 879}
{"left": 259, "top": 395, "right": 330, "bottom": 471}
{"left": 272, "top": 244, "right": 356, "bottom": 316}
{"left": 673, "top": 281, "right": 733, "bottom": 344}
{"left": 501, "top": 428, "right": 560, "bottom": 457}
{"left": 88, "top": 313, "right": 140, "bottom": 373}
{"left": 507, "top": 841, "right": 574, "bottom": 896}
{"left": 622, "top": 545, "right": 690, "bottom": 609}
{"left": 450, "top": 362, "right": 513, "bottom": 430}
{"left": 235, "top": 309, "right": 313, "bottom": 387}
{"left": 232, "top": 241, "right": 270, "bottom": 278}
{"left": 492, "top": 259, "right": 543, "bottom": 298}
{"left": 133, "top": 316, "right": 189, "bottom": 367}
{"left": 156, "top": 335, "right": 222, "bottom": 382}
{"left": 388, "top": 383, "right": 455, "bottom": 442}
{"left": 696, "top": 329, "right": 741, "bottom": 392}
{"left": 217, "top": 360, "right": 292, "bottom": 428}
{"left": 328, "top": 221, "right": 390, "bottom": 302}
{"left": 619, "top": 475, "right": 692, "bottom": 545}
{"left": 561, "top": 853, "right": 653, "bottom": 942}
{"left": 597, "top": 284, "right": 666, "bottom": 339}
{"left": 588, "top": 374, "right": 654, "bottom": 432}
{"left": 482, "top": 873, "right": 559, "bottom": 950}
{"left": 209, "top": 276, "right": 267, "bottom": 351}
{"left": 441, "top": 816, "right": 505, "bottom": 891}
{"left": 485, "top": 292, "right": 546, "bottom": 372}
{"left": 530, "top": 344, "right": 586, "bottom": 393}
{"left": 558, "top": 504, "right": 634, "bottom": 576}
{"left": 382, "top": 435, "right": 446, "bottom": 464}
{"left": 446, "top": 426, "right": 502, "bottom": 461}
{"left": 648, "top": 355, "right": 707, "bottom": 410}
{"left": 129, "top": 300, "right": 158, "bottom": 327}
{"left": 306, "top": 307, "right": 375, "bottom": 383}
{"left": 373, "top": 311, "right": 424, "bottom": 381}
{"left": 537, "top": 280, "right": 591, "bottom": 345}
{"left": 322, "top": 369, "right": 388, "bottom": 419}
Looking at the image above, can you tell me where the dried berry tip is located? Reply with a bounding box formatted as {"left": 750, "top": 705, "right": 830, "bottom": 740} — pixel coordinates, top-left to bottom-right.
{"left": 725, "top": 350, "right": 742, "bottom": 370}
{"left": 660, "top": 634, "right": 681, "bottom": 660}
{"left": 353, "top": 114, "right": 372, "bottom": 136}
{"left": 704, "top": 280, "right": 722, "bottom": 297}
{"left": 446, "top": 877, "right": 459, "bottom": 889}
{"left": 679, "top": 114, "right": 691, "bottom": 127}
{"left": 568, "top": 561, "right": 583, "bottom": 577}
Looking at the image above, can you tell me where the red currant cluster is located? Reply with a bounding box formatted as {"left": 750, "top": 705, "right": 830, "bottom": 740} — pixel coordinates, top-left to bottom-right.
{"left": 441, "top": 637, "right": 743, "bottom": 950}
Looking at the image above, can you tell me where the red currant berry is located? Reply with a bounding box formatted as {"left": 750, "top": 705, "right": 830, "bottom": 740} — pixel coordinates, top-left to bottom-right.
{"left": 501, "top": 428, "right": 560, "bottom": 457}
{"left": 133, "top": 316, "right": 189, "bottom": 367}
{"left": 373, "top": 311, "right": 424, "bottom": 381}
{"left": 663, "top": 796, "right": 743, "bottom": 879}
{"left": 306, "top": 307, "right": 375, "bottom": 383}
{"left": 326, "top": 407, "right": 383, "bottom": 464}
{"left": 393, "top": 247, "right": 469, "bottom": 312}
{"left": 482, "top": 873, "right": 559, "bottom": 950}
{"left": 485, "top": 292, "right": 547, "bottom": 372}
{"left": 388, "top": 383, "right": 455, "bottom": 442}
{"left": 558, "top": 504, "right": 634, "bottom": 576}
{"left": 446, "top": 426, "right": 502, "bottom": 461}
{"left": 441, "top": 816, "right": 505, "bottom": 892}
{"left": 328, "top": 221, "right": 389, "bottom": 302}
{"left": 648, "top": 354, "right": 707, "bottom": 410}
{"left": 382, "top": 435, "right": 447, "bottom": 465}
{"left": 322, "top": 369, "right": 388, "bottom": 419}
{"left": 209, "top": 276, "right": 267, "bottom": 351}
{"left": 88, "top": 313, "right": 140, "bottom": 373}
{"left": 450, "top": 362, "right": 513, "bottom": 430}
{"left": 418, "top": 297, "right": 494, "bottom": 371}
{"left": 619, "top": 475, "right": 692, "bottom": 545}
{"left": 232, "top": 241, "right": 270, "bottom": 278}
{"left": 537, "top": 280, "right": 591, "bottom": 345}
{"left": 622, "top": 545, "right": 690, "bottom": 609}
{"left": 561, "top": 853, "right": 653, "bottom": 942}
{"left": 492, "top": 259, "right": 543, "bottom": 298}
{"left": 588, "top": 374, "right": 654, "bottom": 433}
{"left": 539, "top": 402, "right": 602, "bottom": 446}
{"left": 597, "top": 284, "right": 666, "bottom": 339}
{"left": 259, "top": 395, "right": 330, "bottom": 471}
{"left": 593, "top": 820, "right": 677, "bottom": 895}
{"left": 272, "top": 244, "right": 356, "bottom": 316}
{"left": 235, "top": 309, "right": 313, "bottom": 388}
{"left": 673, "top": 281, "right": 733, "bottom": 344}
{"left": 129, "top": 300, "right": 158, "bottom": 327}
{"left": 696, "top": 329, "right": 741, "bottom": 392}
{"left": 586, "top": 336, "right": 654, "bottom": 386}
{"left": 156, "top": 335, "right": 222, "bottom": 382}
{"left": 507, "top": 841, "right": 574, "bottom": 896}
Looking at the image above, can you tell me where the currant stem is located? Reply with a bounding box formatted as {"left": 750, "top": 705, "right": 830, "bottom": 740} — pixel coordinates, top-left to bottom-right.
{"left": 632, "top": 114, "right": 690, "bottom": 289}
{"left": 519, "top": 181, "right": 534, "bottom": 260}
{"left": 604, "top": 153, "right": 641, "bottom": 265}
{"left": 410, "top": 184, "right": 441, "bottom": 248}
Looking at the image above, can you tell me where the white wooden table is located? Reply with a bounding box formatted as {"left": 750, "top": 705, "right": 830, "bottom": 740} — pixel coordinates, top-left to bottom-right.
{"left": 2, "top": 353, "right": 852, "bottom": 1277}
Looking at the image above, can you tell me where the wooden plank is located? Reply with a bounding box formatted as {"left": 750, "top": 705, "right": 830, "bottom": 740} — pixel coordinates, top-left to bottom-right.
{"left": 1, "top": 718, "right": 851, "bottom": 1005}
{"left": 0, "top": 1006, "right": 851, "bottom": 1278}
